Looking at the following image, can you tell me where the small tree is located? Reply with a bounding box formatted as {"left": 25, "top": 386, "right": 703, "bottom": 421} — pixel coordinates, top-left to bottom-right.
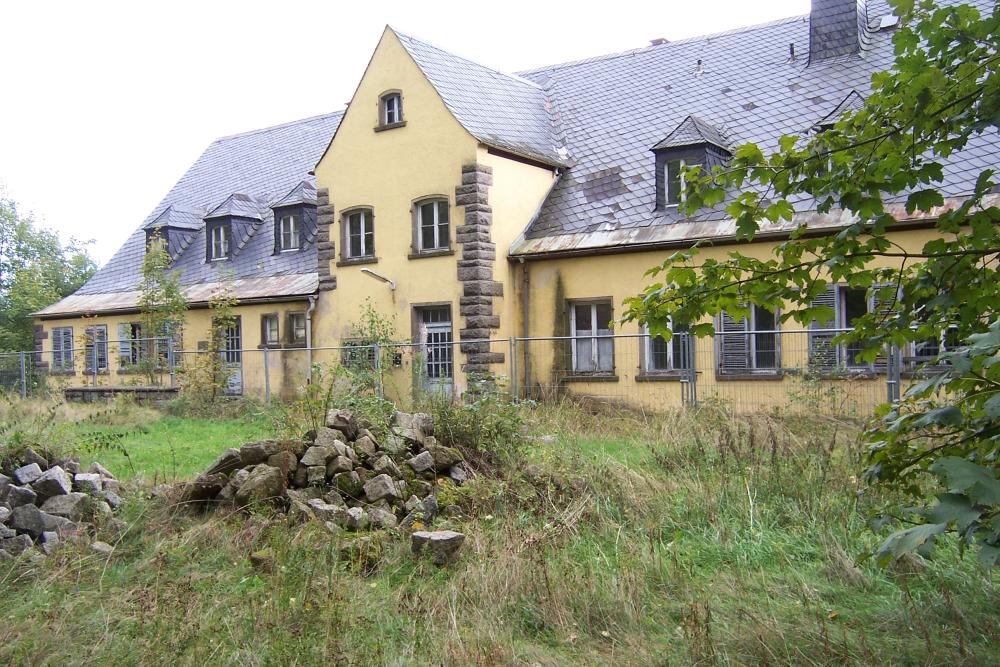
{"left": 137, "top": 230, "right": 188, "bottom": 384}
{"left": 178, "top": 271, "right": 238, "bottom": 406}
{"left": 624, "top": 0, "right": 1000, "bottom": 565}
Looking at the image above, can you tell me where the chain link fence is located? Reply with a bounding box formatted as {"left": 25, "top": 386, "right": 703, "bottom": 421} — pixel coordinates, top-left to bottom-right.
{"left": 3, "top": 329, "right": 922, "bottom": 416}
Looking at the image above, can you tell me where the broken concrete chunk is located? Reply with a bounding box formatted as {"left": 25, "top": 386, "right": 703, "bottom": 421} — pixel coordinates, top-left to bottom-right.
{"left": 407, "top": 451, "right": 435, "bottom": 473}
{"left": 411, "top": 530, "right": 465, "bottom": 565}
{"left": 40, "top": 492, "right": 89, "bottom": 522}
{"left": 73, "top": 473, "right": 103, "bottom": 494}
{"left": 325, "top": 410, "right": 359, "bottom": 440}
{"left": 13, "top": 463, "right": 43, "bottom": 486}
{"left": 32, "top": 466, "right": 72, "bottom": 500}
{"left": 363, "top": 474, "right": 401, "bottom": 503}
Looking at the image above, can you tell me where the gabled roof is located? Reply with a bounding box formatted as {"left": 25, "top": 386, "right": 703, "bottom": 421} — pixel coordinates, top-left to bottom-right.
{"left": 142, "top": 205, "right": 204, "bottom": 231}
{"left": 205, "top": 193, "right": 264, "bottom": 221}
{"left": 652, "top": 115, "right": 728, "bottom": 151}
{"left": 813, "top": 89, "right": 865, "bottom": 129}
{"left": 70, "top": 111, "right": 342, "bottom": 299}
{"left": 393, "top": 28, "right": 569, "bottom": 167}
{"left": 272, "top": 180, "right": 317, "bottom": 208}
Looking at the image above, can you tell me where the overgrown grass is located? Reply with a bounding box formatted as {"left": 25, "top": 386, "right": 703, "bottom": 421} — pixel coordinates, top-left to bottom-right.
{"left": 1, "top": 397, "right": 998, "bottom": 665}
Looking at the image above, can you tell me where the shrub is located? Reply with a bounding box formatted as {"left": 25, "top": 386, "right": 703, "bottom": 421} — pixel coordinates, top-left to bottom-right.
{"left": 420, "top": 380, "right": 527, "bottom": 472}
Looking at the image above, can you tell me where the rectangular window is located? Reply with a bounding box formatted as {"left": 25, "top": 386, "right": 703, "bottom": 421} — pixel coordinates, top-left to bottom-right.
{"left": 717, "top": 306, "right": 780, "bottom": 375}
{"left": 288, "top": 312, "right": 307, "bottom": 345}
{"left": 342, "top": 341, "right": 377, "bottom": 372}
{"left": 570, "top": 301, "right": 614, "bottom": 373}
{"left": 278, "top": 215, "right": 300, "bottom": 251}
{"left": 808, "top": 285, "right": 887, "bottom": 370}
{"left": 84, "top": 325, "right": 108, "bottom": 372}
{"left": 220, "top": 318, "right": 242, "bottom": 364}
{"left": 209, "top": 224, "right": 230, "bottom": 260}
{"left": 418, "top": 200, "right": 450, "bottom": 251}
{"left": 644, "top": 321, "right": 691, "bottom": 373}
{"left": 346, "top": 210, "right": 374, "bottom": 259}
{"left": 382, "top": 94, "right": 401, "bottom": 125}
{"left": 261, "top": 314, "right": 279, "bottom": 347}
{"left": 51, "top": 326, "right": 74, "bottom": 372}
{"left": 665, "top": 159, "right": 685, "bottom": 205}
{"left": 117, "top": 322, "right": 145, "bottom": 367}
{"left": 416, "top": 306, "right": 453, "bottom": 386}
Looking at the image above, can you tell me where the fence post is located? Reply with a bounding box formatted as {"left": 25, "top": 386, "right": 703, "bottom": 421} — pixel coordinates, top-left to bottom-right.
{"left": 19, "top": 351, "right": 27, "bottom": 399}
{"left": 887, "top": 343, "right": 902, "bottom": 403}
{"left": 508, "top": 338, "right": 518, "bottom": 401}
{"left": 680, "top": 332, "right": 698, "bottom": 408}
{"left": 168, "top": 339, "right": 176, "bottom": 388}
{"left": 373, "top": 343, "right": 383, "bottom": 400}
{"left": 263, "top": 346, "right": 271, "bottom": 404}
{"left": 92, "top": 335, "right": 98, "bottom": 387}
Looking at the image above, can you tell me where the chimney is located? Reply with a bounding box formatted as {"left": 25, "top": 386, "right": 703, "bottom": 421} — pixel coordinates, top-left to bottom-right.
{"left": 808, "top": 0, "right": 869, "bottom": 63}
{"left": 649, "top": 38, "right": 669, "bottom": 46}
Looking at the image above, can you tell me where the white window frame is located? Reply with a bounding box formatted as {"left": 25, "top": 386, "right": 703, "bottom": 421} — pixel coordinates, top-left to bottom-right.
{"left": 717, "top": 306, "right": 781, "bottom": 375}
{"left": 278, "top": 214, "right": 300, "bottom": 251}
{"left": 84, "top": 324, "right": 109, "bottom": 372}
{"left": 346, "top": 210, "right": 374, "bottom": 259}
{"left": 382, "top": 93, "right": 401, "bottom": 125}
{"left": 209, "top": 224, "right": 230, "bottom": 260}
{"left": 665, "top": 158, "right": 686, "bottom": 207}
{"left": 642, "top": 321, "right": 691, "bottom": 373}
{"left": 417, "top": 199, "right": 449, "bottom": 251}
{"left": 569, "top": 300, "right": 614, "bottom": 374}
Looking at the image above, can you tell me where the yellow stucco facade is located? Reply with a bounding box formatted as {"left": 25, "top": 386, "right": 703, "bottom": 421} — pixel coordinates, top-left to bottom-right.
{"left": 32, "top": 28, "right": 950, "bottom": 415}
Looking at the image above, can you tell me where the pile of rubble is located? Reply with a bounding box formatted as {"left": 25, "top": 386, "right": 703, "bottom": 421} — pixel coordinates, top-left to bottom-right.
{"left": 182, "top": 409, "right": 468, "bottom": 564}
{"left": 1, "top": 449, "right": 122, "bottom": 561}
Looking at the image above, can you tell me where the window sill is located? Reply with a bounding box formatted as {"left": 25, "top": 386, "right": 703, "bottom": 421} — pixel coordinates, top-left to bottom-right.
{"left": 803, "top": 369, "right": 885, "bottom": 380}
{"left": 49, "top": 369, "right": 76, "bottom": 376}
{"left": 285, "top": 342, "right": 308, "bottom": 349}
{"left": 207, "top": 257, "right": 230, "bottom": 263}
{"left": 374, "top": 121, "right": 407, "bottom": 133}
{"left": 116, "top": 367, "right": 168, "bottom": 375}
{"left": 336, "top": 256, "right": 378, "bottom": 267}
{"left": 562, "top": 374, "right": 619, "bottom": 383}
{"left": 408, "top": 248, "right": 454, "bottom": 260}
{"left": 636, "top": 372, "right": 688, "bottom": 382}
{"left": 714, "top": 371, "right": 784, "bottom": 381}
{"left": 82, "top": 370, "right": 112, "bottom": 376}
{"left": 276, "top": 248, "right": 302, "bottom": 254}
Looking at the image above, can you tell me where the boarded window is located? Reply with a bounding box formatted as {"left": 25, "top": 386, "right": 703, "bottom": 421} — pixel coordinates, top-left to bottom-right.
{"left": 51, "top": 326, "right": 74, "bottom": 371}
{"left": 717, "top": 306, "right": 780, "bottom": 375}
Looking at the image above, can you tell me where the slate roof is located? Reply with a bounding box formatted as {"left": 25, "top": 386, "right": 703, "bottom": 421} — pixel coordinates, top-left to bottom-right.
{"left": 393, "top": 29, "right": 569, "bottom": 167}
{"left": 70, "top": 111, "right": 343, "bottom": 299}
{"left": 652, "top": 115, "right": 729, "bottom": 151}
{"left": 516, "top": 0, "right": 999, "bottom": 240}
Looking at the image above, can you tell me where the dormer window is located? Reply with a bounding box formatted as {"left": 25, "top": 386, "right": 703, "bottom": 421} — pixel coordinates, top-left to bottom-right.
{"left": 651, "top": 115, "right": 730, "bottom": 213}
{"left": 209, "top": 223, "right": 230, "bottom": 261}
{"left": 665, "top": 159, "right": 685, "bottom": 206}
{"left": 278, "top": 214, "right": 300, "bottom": 251}
{"left": 376, "top": 91, "right": 405, "bottom": 131}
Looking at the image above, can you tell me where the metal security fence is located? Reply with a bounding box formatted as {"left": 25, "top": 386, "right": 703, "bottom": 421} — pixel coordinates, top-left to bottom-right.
{"left": 510, "top": 329, "right": 909, "bottom": 417}
{"left": 4, "top": 329, "right": 922, "bottom": 415}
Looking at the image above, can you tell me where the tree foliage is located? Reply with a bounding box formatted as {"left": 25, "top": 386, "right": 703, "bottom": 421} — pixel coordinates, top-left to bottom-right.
{"left": 623, "top": 0, "right": 1000, "bottom": 564}
{"left": 0, "top": 195, "right": 96, "bottom": 351}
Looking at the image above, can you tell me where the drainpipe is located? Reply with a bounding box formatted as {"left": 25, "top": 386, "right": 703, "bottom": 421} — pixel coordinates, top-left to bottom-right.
{"left": 520, "top": 258, "right": 531, "bottom": 393}
{"left": 306, "top": 294, "right": 318, "bottom": 382}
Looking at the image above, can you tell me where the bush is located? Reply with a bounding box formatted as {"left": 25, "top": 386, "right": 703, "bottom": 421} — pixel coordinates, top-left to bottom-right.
{"left": 420, "top": 379, "right": 527, "bottom": 472}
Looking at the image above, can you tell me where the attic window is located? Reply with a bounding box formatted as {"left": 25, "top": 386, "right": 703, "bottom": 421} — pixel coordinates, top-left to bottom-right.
{"left": 208, "top": 223, "right": 230, "bottom": 261}
{"left": 665, "top": 159, "right": 685, "bottom": 206}
{"left": 377, "top": 92, "right": 405, "bottom": 130}
{"left": 277, "top": 214, "right": 300, "bottom": 251}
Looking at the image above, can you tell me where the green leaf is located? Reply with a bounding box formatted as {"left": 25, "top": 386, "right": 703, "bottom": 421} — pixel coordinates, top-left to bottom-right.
{"left": 926, "top": 493, "right": 981, "bottom": 531}
{"left": 912, "top": 405, "right": 963, "bottom": 428}
{"left": 983, "top": 392, "right": 1000, "bottom": 419}
{"left": 875, "top": 523, "right": 946, "bottom": 565}
{"left": 929, "top": 458, "right": 1000, "bottom": 505}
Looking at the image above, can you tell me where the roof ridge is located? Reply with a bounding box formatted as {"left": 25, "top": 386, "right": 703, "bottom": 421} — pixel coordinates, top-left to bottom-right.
{"left": 213, "top": 110, "right": 345, "bottom": 143}
{"left": 517, "top": 14, "right": 808, "bottom": 77}
{"left": 390, "top": 26, "right": 544, "bottom": 91}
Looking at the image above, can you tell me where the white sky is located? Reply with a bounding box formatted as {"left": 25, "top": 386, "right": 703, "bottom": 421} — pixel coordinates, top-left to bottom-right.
{"left": 0, "top": 0, "right": 807, "bottom": 265}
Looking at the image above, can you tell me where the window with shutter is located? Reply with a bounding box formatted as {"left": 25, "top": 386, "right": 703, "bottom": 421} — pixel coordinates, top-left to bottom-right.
{"left": 717, "top": 306, "right": 780, "bottom": 376}
{"left": 84, "top": 325, "right": 108, "bottom": 372}
{"left": 51, "top": 326, "right": 74, "bottom": 372}
{"left": 808, "top": 284, "right": 840, "bottom": 371}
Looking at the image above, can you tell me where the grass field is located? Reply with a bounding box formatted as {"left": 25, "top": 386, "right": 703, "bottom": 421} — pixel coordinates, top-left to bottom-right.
{"left": 1, "top": 397, "right": 998, "bottom": 665}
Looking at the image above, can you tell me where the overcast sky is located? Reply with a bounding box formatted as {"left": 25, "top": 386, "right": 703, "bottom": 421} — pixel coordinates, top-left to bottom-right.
{"left": 0, "top": 0, "right": 807, "bottom": 265}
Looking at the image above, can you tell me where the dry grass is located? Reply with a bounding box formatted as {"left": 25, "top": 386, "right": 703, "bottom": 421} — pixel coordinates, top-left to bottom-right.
{"left": 1, "top": 399, "right": 998, "bottom": 665}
